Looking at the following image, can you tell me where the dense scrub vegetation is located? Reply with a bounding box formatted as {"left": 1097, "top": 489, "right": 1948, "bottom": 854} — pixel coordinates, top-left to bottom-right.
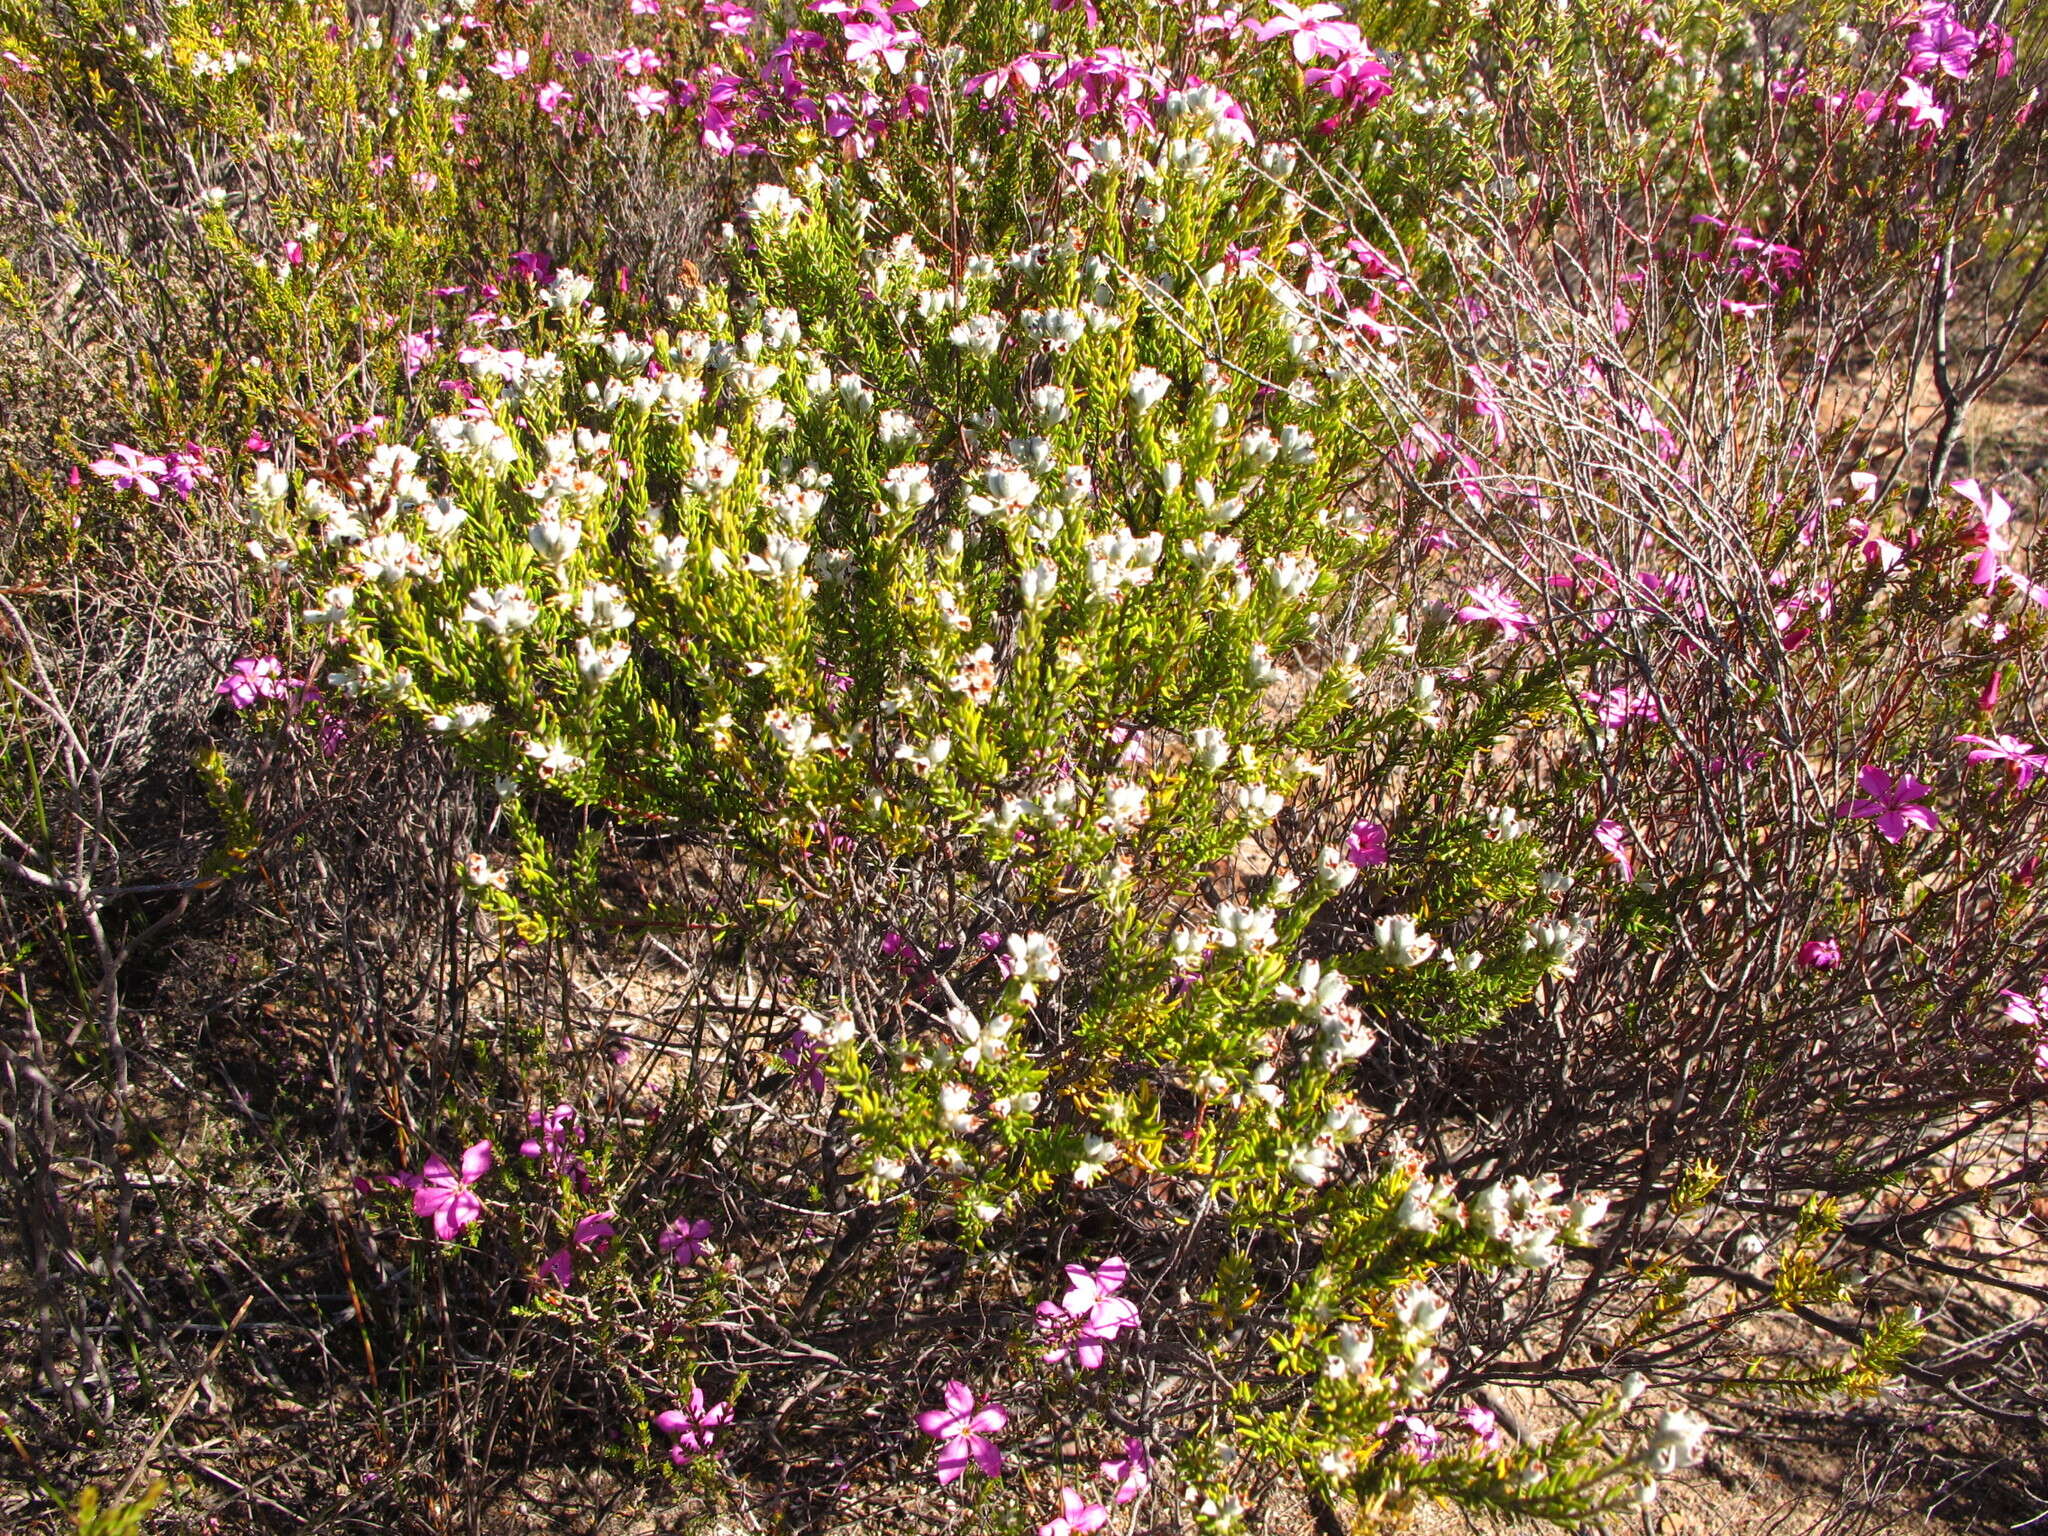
{"left": 1, "top": 0, "right": 2046, "bottom": 1531}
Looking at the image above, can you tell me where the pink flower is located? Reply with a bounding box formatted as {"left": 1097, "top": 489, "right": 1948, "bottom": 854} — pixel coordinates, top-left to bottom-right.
{"left": 1902, "top": 4, "right": 1977, "bottom": 79}
{"left": 487, "top": 48, "right": 530, "bottom": 81}
{"left": 216, "top": 656, "right": 301, "bottom": 709}
{"left": 89, "top": 443, "right": 169, "bottom": 498}
{"left": 399, "top": 328, "right": 439, "bottom": 379}
{"left": 390, "top": 1140, "right": 493, "bottom": 1240}
{"left": 1797, "top": 938, "right": 1842, "bottom": 970}
{"left": 1391, "top": 1413, "right": 1444, "bottom": 1461}
{"left": 1951, "top": 478, "right": 2013, "bottom": 586}
{"left": 1581, "top": 687, "right": 1660, "bottom": 730}
{"left": 916, "top": 1380, "right": 1006, "bottom": 1483}
{"left": 844, "top": 19, "right": 916, "bottom": 73}
{"left": 1037, "top": 1258, "right": 1140, "bottom": 1369}
{"left": 1255, "top": 1, "right": 1347, "bottom": 64}
{"left": 1956, "top": 733, "right": 2047, "bottom": 790}
{"left": 519, "top": 1103, "right": 584, "bottom": 1173}
{"left": 1839, "top": 765, "right": 1941, "bottom": 843}
{"left": 1455, "top": 582, "right": 1536, "bottom": 641}
{"left": 1460, "top": 1403, "right": 1506, "bottom": 1452}
{"left": 1592, "top": 819, "right": 1634, "bottom": 882}
{"left": 626, "top": 82, "right": 672, "bottom": 118}
{"left": 1345, "top": 820, "right": 1389, "bottom": 868}
{"left": 654, "top": 1387, "right": 733, "bottom": 1467}
{"left": 1099, "top": 1437, "right": 1151, "bottom": 1504}
{"left": 608, "top": 46, "right": 665, "bottom": 77}
{"left": 1846, "top": 518, "right": 1904, "bottom": 571}
{"left": 1893, "top": 74, "right": 1948, "bottom": 133}
{"left": 2001, "top": 981, "right": 2046, "bottom": 1029}
{"left": 660, "top": 1215, "right": 715, "bottom": 1265}
{"left": 536, "top": 80, "right": 574, "bottom": 117}
{"left": 1039, "top": 1487, "right": 1110, "bottom": 1536}
{"left": 2000, "top": 982, "right": 2048, "bottom": 1077}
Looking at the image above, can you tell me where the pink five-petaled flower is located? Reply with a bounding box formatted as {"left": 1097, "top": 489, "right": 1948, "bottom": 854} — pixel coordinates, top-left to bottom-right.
{"left": 1839, "top": 765, "right": 1941, "bottom": 843}
{"left": 539, "top": 1209, "right": 619, "bottom": 1287}
{"left": 1455, "top": 582, "right": 1536, "bottom": 641}
{"left": 1592, "top": 819, "right": 1635, "bottom": 882}
{"left": 653, "top": 1387, "right": 733, "bottom": 1468}
{"left": 1893, "top": 74, "right": 1948, "bottom": 133}
{"left": 536, "top": 80, "right": 574, "bottom": 117}
{"left": 216, "top": 656, "right": 300, "bottom": 709}
{"left": 1797, "top": 938, "right": 1843, "bottom": 970}
{"left": 1581, "top": 686, "right": 1661, "bottom": 730}
{"left": 844, "top": 19, "right": 916, "bottom": 73}
{"left": 1950, "top": 478, "right": 2014, "bottom": 587}
{"left": 916, "top": 1380, "right": 1006, "bottom": 1483}
{"left": 626, "top": 82, "right": 672, "bottom": 119}
{"left": 487, "top": 48, "right": 530, "bottom": 80}
{"left": 89, "top": 443, "right": 169, "bottom": 498}
{"left": 390, "top": 1140, "right": 493, "bottom": 1240}
{"left": 1903, "top": 4, "right": 1977, "bottom": 80}
{"left": 1999, "top": 982, "right": 2048, "bottom": 1076}
{"left": 1099, "top": 1437, "right": 1151, "bottom": 1504}
{"left": 1036, "top": 1257, "right": 1140, "bottom": 1369}
{"left": 1039, "top": 1487, "right": 1110, "bottom": 1536}
{"left": 1255, "top": 1, "right": 1346, "bottom": 64}
{"left": 660, "top": 1215, "right": 715, "bottom": 1266}
{"left": 1345, "top": 819, "right": 1390, "bottom": 869}
{"left": 1956, "top": 733, "right": 2047, "bottom": 790}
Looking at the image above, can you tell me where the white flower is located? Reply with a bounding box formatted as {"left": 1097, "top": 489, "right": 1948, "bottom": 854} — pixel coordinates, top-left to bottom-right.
{"left": 947, "top": 645, "right": 998, "bottom": 705}
{"left": 741, "top": 182, "right": 805, "bottom": 228}
{"left": 946, "top": 1006, "right": 1013, "bottom": 1068}
{"left": 765, "top": 708, "right": 833, "bottom": 759}
{"left": 427, "top": 702, "right": 494, "bottom": 734}
{"left": 648, "top": 531, "right": 689, "bottom": 576}
{"left": 744, "top": 533, "right": 813, "bottom": 585}
{"left": 1190, "top": 726, "right": 1230, "bottom": 770}
{"left": 938, "top": 1082, "right": 980, "bottom": 1136}
{"left": 1393, "top": 1286, "right": 1449, "bottom": 1343}
{"left": 870, "top": 1154, "right": 907, "bottom": 1183}
{"left": 1029, "top": 383, "right": 1069, "bottom": 424}
{"left": 572, "top": 581, "right": 636, "bottom": 632}
{"left": 1246, "top": 644, "right": 1285, "bottom": 686}
{"left": 881, "top": 462, "right": 936, "bottom": 513}
{"left": 947, "top": 313, "right": 1006, "bottom": 357}
{"left": 1371, "top": 913, "right": 1439, "bottom": 968}
{"left": 1563, "top": 1193, "right": 1612, "bottom": 1245}
{"left": 1210, "top": 902, "right": 1277, "bottom": 953}
{"left": 1265, "top": 551, "right": 1318, "bottom": 599}
{"left": 1235, "top": 783, "right": 1284, "bottom": 823}
{"left": 461, "top": 852, "right": 510, "bottom": 890}
{"left": 1324, "top": 1324, "right": 1375, "bottom": 1380}
{"left": 302, "top": 585, "right": 356, "bottom": 626}
{"left": 1182, "top": 531, "right": 1242, "bottom": 574}
{"left": 528, "top": 514, "right": 584, "bottom": 566}
{"left": 1314, "top": 845, "right": 1358, "bottom": 892}
{"left": 575, "top": 636, "right": 630, "bottom": 686}
{"left": 541, "top": 269, "right": 594, "bottom": 310}
{"left": 1019, "top": 559, "right": 1059, "bottom": 609}
{"left": 420, "top": 496, "right": 468, "bottom": 541}
{"left": 523, "top": 739, "right": 586, "bottom": 777}
{"left": 1097, "top": 780, "right": 1149, "bottom": 833}
{"left": 1275, "top": 423, "right": 1317, "bottom": 465}
{"left": 1071, "top": 1134, "right": 1117, "bottom": 1187}
{"left": 877, "top": 410, "right": 919, "bottom": 447}
{"left": 1523, "top": 917, "right": 1592, "bottom": 975}
{"left": 1002, "top": 931, "right": 1062, "bottom": 994}
{"left": 1020, "top": 307, "right": 1087, "bottom": 351}
{"left": 989, "top": 1089, "right": 1042, "bottom": 1119}
{"left": 354, "top": 531, "right": 435, "bottom": 585}
{"left": 1641, "top": 1411, "right": 1711, "bottom": 1474}
{"left": 1084, "top": 525, "right": 1164, "bottom": 600}
{"left": 1127, "top": 365, "right": 1171, "bottom": 412}
{"left": 461, "top": 583, "right": 538, "bottom": 636}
